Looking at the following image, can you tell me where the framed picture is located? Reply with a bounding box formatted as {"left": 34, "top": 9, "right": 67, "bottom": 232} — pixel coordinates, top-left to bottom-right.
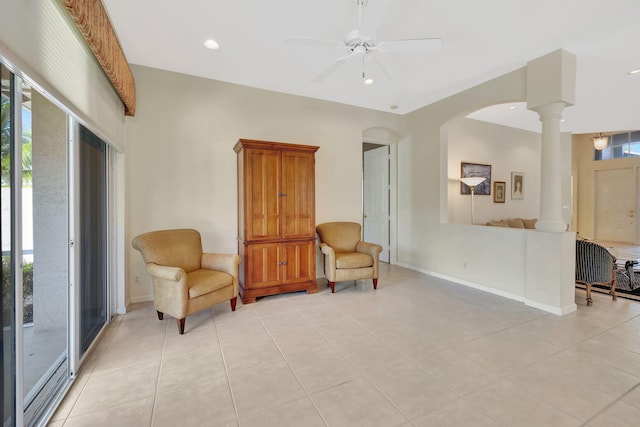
{"left": 460, "top": 162, "right": 491, "bottom": 195}
{"left": 511, "top": 172, "right": 524, "bottom": 199}
{"left": 493, "top": 181, "right": 506, "bottom": 203}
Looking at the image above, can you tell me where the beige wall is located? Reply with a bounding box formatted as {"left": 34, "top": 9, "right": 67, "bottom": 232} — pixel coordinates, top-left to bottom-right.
{"left": 126, "top": 55, "right": 576, "bottom": 314}
{"left": 573, "top": 132, "right": 640, "bottom": 241}
{"left": 447, "top": 117, "right": 541, "bottom": 225}
{"left": 397, "top": 65, "right": 575, "bottom": 314}
{"left": 125, "top": 65, "right": 400, "bottom": 302}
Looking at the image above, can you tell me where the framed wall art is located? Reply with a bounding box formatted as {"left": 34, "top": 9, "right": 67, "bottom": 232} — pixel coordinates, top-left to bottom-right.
{"left": 511, "top": 172, "right": 524, "bottom": 199}
{"left": 460, "top": 162, "right": 491, "bottom": 195}
{"left": 493, "top": 181, "right": 506, "bottom": 203}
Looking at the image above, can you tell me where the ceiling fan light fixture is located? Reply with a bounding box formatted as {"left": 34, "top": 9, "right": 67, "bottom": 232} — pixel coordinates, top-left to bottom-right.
{"left": 203, "top": 39, "right": 220, "bottom": 50}
{"left": 592, "top": 132, "right": 609, "bottom": 150}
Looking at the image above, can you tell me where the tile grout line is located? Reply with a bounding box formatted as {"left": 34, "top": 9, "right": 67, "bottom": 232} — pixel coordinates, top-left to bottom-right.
{"left": 580, "top": 381, "right": 640, "bottom": 425}
{"left": 55, "top": 317, "right": 119, "bottom": 424}
{"left": 214, "top": 306, "right": 244, "bottom": 427}
{"left": 295, "top": 297, "right": 416, "bottom": 425}
{"left": 324, "top": 285, "right": 588, "bottom": 424}
{"left": 256, "top": 310, "right": 331, "bottom": 427}
{"left": 148, "top": 313, "right": 168, "bottom": 427}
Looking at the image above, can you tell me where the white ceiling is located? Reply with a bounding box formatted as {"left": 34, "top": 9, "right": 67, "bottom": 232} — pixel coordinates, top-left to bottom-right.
{"left": 103, "top": 0, "right": 640, "bottom": 134}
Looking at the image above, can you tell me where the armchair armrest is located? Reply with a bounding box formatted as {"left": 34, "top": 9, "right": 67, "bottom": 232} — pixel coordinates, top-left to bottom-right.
{"left": 146, "top": 263, "right": 186, "bottom": 282}
{"left": 145, "top": 263, "right": 189, "bottom": 317}
{"left": 356, "top": 241, "right": 383, "bottom": 257}
{"left": 201, "top": 253, "right": 240, "bottom": 276}
{"left": 319, "top": 243, "right": 335, "bottom": 257}
{"left": 319, "top": 243, "right": 337, "bottom": 282}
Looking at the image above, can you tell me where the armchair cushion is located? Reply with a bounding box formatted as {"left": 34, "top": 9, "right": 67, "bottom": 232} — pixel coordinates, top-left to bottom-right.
{"left": 187, "top": 270, "right": 234, "bottom": 299}
{"left": 336, "top": 252, "right": 373, "bottom": 269}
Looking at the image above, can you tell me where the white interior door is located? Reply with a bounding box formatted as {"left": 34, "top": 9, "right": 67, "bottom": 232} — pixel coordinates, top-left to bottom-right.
{"left": 364, "top": 145, "right": 390, "bottom": 262}
{"left": 594, "top": 168, "right": 636, "bottom": 242}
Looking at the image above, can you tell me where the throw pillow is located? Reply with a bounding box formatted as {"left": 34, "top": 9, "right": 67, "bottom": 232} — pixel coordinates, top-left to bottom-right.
{"left": 506, "top": 218, "right": 525, "bottom": 228}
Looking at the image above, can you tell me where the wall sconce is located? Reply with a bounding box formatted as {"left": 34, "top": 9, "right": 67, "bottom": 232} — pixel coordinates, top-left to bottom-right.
{"left": 460, "top": 177, "right": 486, "bottom": 225}
{"left": 592, "top": 133, "right": 609, "bottom": 150}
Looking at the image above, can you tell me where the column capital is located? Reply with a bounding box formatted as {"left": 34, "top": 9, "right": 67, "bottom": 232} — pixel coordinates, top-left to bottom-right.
{"left": 532, "top": 102, "right": 566, "bottom": 121}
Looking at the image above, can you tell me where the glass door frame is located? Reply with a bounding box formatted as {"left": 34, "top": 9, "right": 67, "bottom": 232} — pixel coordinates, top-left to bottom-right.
{"left": 12, "top": 71, "right": 25, "bottom": 427}
{"left": 2, "top": 57, "right": 116, "bottom": 426}
{"left": 68, "top": 118, "right": 113, "bottom": 376}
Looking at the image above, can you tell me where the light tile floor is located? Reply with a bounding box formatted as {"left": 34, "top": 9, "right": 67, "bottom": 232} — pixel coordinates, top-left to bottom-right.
{"left": 48, "top": 264, "right": 640, "bottom": 426}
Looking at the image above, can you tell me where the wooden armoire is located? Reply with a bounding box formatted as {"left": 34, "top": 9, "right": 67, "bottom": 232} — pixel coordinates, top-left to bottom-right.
{"left": 234, "top": 139, "right": 319, "bottom": 303}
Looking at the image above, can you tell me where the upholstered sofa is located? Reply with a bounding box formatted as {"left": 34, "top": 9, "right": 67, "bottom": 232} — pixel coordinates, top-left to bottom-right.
{"left": 486, "top": 218, "right": 537, "bottom": 229}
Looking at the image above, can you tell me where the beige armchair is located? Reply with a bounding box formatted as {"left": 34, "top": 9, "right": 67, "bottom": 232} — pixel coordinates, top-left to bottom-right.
{"left": 316, "top": 222, "right": 383, "bottom": 293}
{"left": 131, "top": 229, "right": 240, "bottom": 334}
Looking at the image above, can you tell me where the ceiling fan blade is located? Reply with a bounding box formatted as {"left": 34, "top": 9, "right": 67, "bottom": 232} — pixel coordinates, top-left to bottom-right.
{"left": 311, "top": 54, "right": 353, "bottom": 83}
{"left": 285, "top": 37, "right": 344, "bottom": 49}
{"left": 378, "top": 38, "right": 442, "bottom": 53}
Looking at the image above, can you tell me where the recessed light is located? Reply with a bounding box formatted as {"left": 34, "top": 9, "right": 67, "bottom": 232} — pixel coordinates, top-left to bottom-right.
{"left": 204, "top": 39, "right": 220, "bottom": 50}
{"left": 628, "top": 69, "right": 640, "bottom": 76}
{"left": 390, "top": 104, "right": 398, "bottom": 110}
{"left": 508, "top": 106, "right": 517, "bottom": 110}
{"left": 363, "top": 77, "right": 374, "bottom": 85}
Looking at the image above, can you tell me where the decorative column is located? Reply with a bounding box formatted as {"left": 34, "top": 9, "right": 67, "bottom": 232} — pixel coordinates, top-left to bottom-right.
{"left": 535, "top": 102, "right": 567, "bottom": 232}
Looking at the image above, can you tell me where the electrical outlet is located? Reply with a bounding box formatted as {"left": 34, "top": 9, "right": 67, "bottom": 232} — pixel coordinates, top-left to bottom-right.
{"left": 135, "top": 276, "right": 139, "bottom": 284}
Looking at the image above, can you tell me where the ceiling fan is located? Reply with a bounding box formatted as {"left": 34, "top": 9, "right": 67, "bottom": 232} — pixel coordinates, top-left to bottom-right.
{"left": 286, "top": 0, "right": 442, "bottom": 84}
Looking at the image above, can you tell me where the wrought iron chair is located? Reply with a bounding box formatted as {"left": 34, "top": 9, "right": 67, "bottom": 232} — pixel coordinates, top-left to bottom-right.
{"left": 575, "top": 240, "right": 617, "bottom": 306}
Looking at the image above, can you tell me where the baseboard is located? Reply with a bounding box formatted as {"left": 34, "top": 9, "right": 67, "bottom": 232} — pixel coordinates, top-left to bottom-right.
{"left": 525, "top": 299, "right": 577, "bottom": 315}
{"left": 130, "top": 295, "right": 153, "bottom": 304}
{"left": 395, "top": 261, "right": 525, "bottom": 302}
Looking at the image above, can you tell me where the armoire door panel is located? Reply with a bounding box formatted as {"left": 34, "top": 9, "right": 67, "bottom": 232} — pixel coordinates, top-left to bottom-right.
{"left": 282, "top": 240, "right": 315, "bottom": 285}
{"left": 246, "top": 243, "right": 281, "bottom": 288}
{"left": 282, "top": 151, "right": 315, "bottom": 238}
{"left": 247, "top": 149, "right": 281, "bottom": 240}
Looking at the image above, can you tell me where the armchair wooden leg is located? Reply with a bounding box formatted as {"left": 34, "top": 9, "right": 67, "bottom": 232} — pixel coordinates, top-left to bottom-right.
{"left": 373, "top": 278, "right": 378, "bottom": 290}
{"left": 329, "top": 281, "right": 335, "bottom": 293}
{"left": 230, "top": 296, "right": 237, "bottom": 311}
{"left": 586, "top": 284, "right": 593, "bottom": 306}
{"left": 177, "top": 318, "right": 186, "bottom": 335}
{"left": 157, "top": 311, "right": 164, "bottom": 320}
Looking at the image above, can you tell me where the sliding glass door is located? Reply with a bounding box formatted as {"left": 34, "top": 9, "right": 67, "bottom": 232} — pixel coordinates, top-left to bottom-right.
{"left": 77, "top": 124, "right": 108, "bottom": 358}
{"left": 1, "top": 59, "right": 113, "bottom": 426}
{"left": 2, "top": 63, "right": 71, "bottom": 426}
{"left": 1, "top": 62, "right": 17, "bottom": 427}
{"left": 23, "top": 83, "right": 69, "bottom": 425}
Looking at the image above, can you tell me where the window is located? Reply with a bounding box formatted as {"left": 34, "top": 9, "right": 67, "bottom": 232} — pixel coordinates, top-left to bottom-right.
{"left": 594, "top": 131, "right": 640, "bottom": 160}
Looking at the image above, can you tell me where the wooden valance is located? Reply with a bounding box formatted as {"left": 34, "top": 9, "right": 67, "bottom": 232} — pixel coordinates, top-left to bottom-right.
{"left": 63, "top": 0, "right": 136, "bottom": 116}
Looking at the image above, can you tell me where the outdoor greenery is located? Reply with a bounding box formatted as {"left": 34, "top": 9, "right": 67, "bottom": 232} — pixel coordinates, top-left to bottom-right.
{"left": 2, "top": 95, "right": 34, "bottom": 324}
{"left": 2, "top": 257, "right": 33, "bottom": 324}
{"left": 1, "top": 96, "right": 32, "bottom": 187}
